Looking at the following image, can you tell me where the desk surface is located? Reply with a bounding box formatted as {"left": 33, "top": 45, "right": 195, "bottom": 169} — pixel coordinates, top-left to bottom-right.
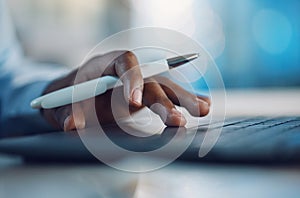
{"left": 1, "top": 157, "right": 300, "bottom": 198}
{"left": 1, "top": 89, "right": 300, "bottom": 198}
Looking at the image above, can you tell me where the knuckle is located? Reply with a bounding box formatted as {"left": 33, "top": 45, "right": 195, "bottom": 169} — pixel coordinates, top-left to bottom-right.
{"left": 119, "top": 50, "right": 137, "bottom": 61}
{"left": 158, "top": 97, "right": 173, "bottom": 107}
{"left": 187, "top": 97, "right": 200, "bottom": 115}
{"left": 115, "top": 51, "right": 139, "bottom": 75}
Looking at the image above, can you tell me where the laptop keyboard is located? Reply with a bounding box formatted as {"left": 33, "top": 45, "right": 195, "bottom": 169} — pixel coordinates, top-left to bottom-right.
{"left": 218, "top": 117, "right": 300, "bottom": 144}
{"left": 190, "top": 117, "right": 300, "bottom": 163}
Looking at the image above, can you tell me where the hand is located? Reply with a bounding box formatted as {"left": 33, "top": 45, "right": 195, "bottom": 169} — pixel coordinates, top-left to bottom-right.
{"left": 41, "top": 51, "right": 210, "bottom": 131}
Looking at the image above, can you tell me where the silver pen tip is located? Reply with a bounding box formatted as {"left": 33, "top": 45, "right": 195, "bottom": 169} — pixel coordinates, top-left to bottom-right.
{"left": 167, "top": 53, "right": 199, "bottom": 68}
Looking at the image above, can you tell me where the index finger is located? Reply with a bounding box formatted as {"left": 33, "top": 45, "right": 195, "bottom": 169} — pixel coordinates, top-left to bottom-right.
{"left": 76, "top": 51, "right": 144, "bottom": 107}
{"left": 113, "top": 51, "right": 144, "bottom": 107}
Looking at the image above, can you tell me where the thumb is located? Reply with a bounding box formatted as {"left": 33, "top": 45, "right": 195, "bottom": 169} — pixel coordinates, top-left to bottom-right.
{"left": 56, "top": 104, "right": 86, "bottom": 131}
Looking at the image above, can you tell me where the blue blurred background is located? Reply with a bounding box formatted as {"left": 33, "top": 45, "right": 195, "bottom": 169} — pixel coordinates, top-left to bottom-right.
{"left": 213, "top": 0, "right": 300, "bottom": 88}
{"left": 8, "top": 0, "right": 300, "bottom": 88}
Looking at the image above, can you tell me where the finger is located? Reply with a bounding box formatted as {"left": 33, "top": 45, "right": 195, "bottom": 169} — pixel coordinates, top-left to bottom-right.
{"left": 54, "top": 103, "right": 86, "bottom": 131}
{"left": 71, "top": 103, "right": 86, "bottom": 130}
{"left": 154, "top": 76, "right": 210, "bottom": 117}
{"left": 74, "top": 51, "right": 144, "bottom": 106}
{"left": 114, "top": 51, "right": 144, "bottom": 107}
{"left": 143, "top": 79, "right": 187, "bottom": 126}
{"left": 75, "top": 51, "right": 126, "bottom": 83}
{"left": 195, "top": 94, "right": 211, "bottom": 106}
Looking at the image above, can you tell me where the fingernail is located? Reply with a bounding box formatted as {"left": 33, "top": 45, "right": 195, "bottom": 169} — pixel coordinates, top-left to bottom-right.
{"left": 171, "top": 108, "right": 183, "bottom": 117}
{"left": 66, "top": 114, "right": 86, "bottom": 131}
{"left": 167, "top": 108, "right": 187, "bottom": 126}
{"left": 131, "top": 88, "right": 142, "bottom": 106}
{"left": 75, "top": 118, "right": 85, "bottom": 130}
{"left": 171, "top": 108, "right": 187, "bottom": 123}
{"left": 63, "top": 115, "right": 72, "bottom": 131}
{"left": 196, "top": 98, "right": 209, "bottom": 107}
{"left": 196, "top": 98, "right": 210, "bottom": 115}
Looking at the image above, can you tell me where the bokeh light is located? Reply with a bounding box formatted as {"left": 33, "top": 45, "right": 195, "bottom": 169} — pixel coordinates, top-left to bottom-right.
{"left": 252, "top": 9, "right": 292, "bottom": 54}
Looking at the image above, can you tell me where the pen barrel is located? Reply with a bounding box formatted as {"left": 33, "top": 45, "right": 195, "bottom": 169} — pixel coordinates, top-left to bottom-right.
{"left": 31, "top": 59, "right": 169, "bottom": 109}
{"left": 140, "top": 59, "right": 169, "bottom": 79}
{"left": 31, "top": 76, "right": 118, "bottom": 109}
{"left": 72, "top": 75, "right": 118, "bottom": 104}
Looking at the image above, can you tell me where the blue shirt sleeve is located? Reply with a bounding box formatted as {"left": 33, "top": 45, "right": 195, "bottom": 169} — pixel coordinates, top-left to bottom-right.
{"left": 0, "top": 0, "right": 69, "bottom": 136}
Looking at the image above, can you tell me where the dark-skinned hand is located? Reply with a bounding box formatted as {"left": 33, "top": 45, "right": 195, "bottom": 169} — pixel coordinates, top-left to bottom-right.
{"left": 41, "top": 51, "right": 210, "bottom": 131}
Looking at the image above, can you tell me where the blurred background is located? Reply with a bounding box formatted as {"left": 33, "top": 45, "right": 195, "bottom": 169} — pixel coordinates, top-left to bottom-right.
{"left": 7, "top": 0, "right": 300, "bottom": 88}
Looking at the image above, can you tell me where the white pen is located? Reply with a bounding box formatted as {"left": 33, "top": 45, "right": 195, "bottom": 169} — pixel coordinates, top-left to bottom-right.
{"left": 30, "top": 53, "right": 199, "bottom": 109}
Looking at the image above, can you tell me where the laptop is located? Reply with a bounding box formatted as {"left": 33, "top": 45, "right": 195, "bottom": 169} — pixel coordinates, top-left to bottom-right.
{"left": 0, "top": 90, "right": 299, "bottom": 164}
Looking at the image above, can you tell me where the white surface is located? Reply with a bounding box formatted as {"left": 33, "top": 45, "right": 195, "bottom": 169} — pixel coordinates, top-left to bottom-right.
{"left": 0, "top": 159, "right": 300, "bottom": 198}
{"left": 222, "top": 88, "right": 300, "bottom": 116}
